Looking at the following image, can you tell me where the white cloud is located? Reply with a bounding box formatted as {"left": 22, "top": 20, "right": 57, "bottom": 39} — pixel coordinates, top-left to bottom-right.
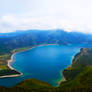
{"left": 0, "top": 0, "right": 92, "bottom": 33}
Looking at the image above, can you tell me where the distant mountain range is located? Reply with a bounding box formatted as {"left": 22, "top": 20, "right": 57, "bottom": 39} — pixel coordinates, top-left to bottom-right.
{"left": 0, "top": 29, "right": 92, "bottom": 54}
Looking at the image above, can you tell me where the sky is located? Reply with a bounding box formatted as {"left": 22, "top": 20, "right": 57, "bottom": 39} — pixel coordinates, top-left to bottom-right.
{"left": 0, "top": 0, "right": 92, "bottom": 33}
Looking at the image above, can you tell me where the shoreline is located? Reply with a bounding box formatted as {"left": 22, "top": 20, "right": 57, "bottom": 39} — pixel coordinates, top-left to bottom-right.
{"left": 58, "top": 71, "right": 66, "bottom": 86}
{"left": 0, "top": 44, "right": 59, "bottom": 78}
{"left": 58, "top": 48, "right": 81, "bottom": 86}
{"left": 0, "top": 44, "right": 80, "bottom": 86}
{"left": 0, "top": 53, "right": 23, "bottom": 78}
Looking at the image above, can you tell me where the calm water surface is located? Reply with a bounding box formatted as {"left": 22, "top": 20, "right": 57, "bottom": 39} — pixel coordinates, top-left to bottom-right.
{"left": 0, "top": 44, "right": 91, "bottom": 87}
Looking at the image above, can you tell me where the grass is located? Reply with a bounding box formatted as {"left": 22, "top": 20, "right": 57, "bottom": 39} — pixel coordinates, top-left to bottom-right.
{"left": 0, "top": 54, "right": 10, "bottom": 59}
{"left": 0, "top": 65, "right": 8, "bottom": 70}
{"left": 13, "top": 47, "right": 31, "bottom": 53}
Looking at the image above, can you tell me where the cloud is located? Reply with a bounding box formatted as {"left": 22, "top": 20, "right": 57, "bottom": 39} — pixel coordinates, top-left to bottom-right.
{"left": 0, "top": 0, "right": 92, "bottom": 33}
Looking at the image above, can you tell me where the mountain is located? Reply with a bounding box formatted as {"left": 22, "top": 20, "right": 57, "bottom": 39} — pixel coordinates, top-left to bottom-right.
{"left": 0, "top": 29, "right": 92, "bottom": 54}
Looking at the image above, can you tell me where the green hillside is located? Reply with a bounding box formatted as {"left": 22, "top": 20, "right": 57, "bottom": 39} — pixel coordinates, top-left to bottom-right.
{"left": 0, "top": 48, "right": 92, "bottom": 92}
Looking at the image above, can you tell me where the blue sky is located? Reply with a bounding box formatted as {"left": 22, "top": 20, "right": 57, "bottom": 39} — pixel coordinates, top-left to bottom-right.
{"left": 0, "top": 0, "right": 92, "bottom": 33}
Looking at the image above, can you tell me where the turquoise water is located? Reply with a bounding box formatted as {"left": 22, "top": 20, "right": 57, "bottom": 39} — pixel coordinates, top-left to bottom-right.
{"left": 0, "top": 45, "right": 84, "bottom": 87}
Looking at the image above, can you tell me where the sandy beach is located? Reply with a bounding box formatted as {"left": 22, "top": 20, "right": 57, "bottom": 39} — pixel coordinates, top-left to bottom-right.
{"left": 0, "top": 53, "right": 23, "bottom": 78}
{"left": 0, "top": 44, "right": 58, "bottom": 78}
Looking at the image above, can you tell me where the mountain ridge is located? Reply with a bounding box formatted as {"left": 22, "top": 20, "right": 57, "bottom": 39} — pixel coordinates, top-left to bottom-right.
{"left": 0, "top": 29, "right": 92, "bottom": 54}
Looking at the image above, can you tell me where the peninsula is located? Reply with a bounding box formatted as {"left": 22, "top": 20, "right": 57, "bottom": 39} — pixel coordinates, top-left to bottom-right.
{"left": 0, "top": 47, "right": 31, "bottom": 78}
{"left": 0, "top": 48, "right": 92, "bottom": 92}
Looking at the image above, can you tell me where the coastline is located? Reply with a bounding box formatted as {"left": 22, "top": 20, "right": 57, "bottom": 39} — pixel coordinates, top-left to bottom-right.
{"left": 10, "top": 44, "right": 81, "bottom": 86}
{"left": 0, "top": 44, "right": 80, "bottom": 84}
{"left": 58, "top": 48, "right": 81, "bottom": 86}
{"left": 0, "top": 44, "right": 58, "bottom": 78}
{"left": 13, "top": 44, "right": 59, "bottom": 54}
{"left": 0, "top": 53, "right": 23, "bottom": 78}
{"left": 58, "top": 71, "right": 66, "bottom": 86}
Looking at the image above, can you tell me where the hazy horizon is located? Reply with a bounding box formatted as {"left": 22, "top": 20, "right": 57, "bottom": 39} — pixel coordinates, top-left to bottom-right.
{"left": 0, "top": 0, "right": 92, "bottom": 33}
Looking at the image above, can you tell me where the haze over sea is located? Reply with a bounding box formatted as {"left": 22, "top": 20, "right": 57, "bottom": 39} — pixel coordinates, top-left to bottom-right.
{"left": 0, "top": 44, "right": 92, "bottom": 87}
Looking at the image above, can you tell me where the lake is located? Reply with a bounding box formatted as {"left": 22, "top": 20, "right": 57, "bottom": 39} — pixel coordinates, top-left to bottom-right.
{"left": 0, "top": 45, "right": 83, "bottom": 87}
